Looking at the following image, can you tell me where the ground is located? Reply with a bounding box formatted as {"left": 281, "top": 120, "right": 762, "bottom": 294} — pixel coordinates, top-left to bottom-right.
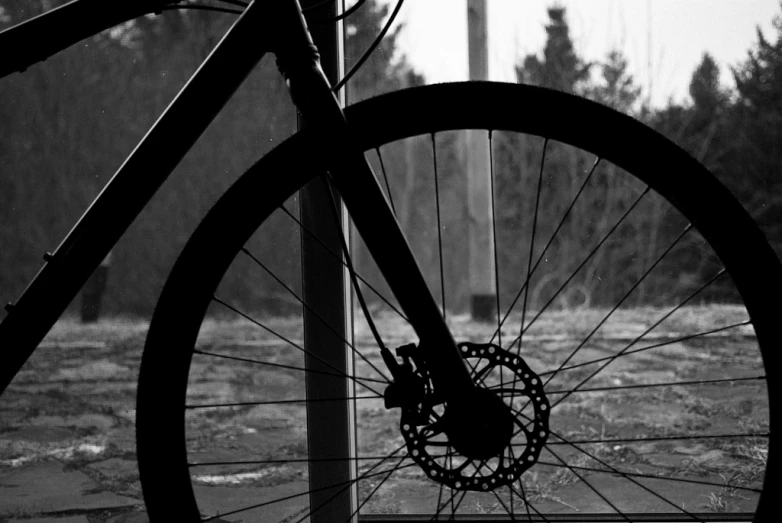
{"left": 0, "top": 306, "right": 769, "bottom": 521}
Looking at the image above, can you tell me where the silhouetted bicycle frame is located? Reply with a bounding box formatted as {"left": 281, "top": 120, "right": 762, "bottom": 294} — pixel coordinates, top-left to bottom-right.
{"left": 0, "top": 0, "right": 476, "bottom": 409}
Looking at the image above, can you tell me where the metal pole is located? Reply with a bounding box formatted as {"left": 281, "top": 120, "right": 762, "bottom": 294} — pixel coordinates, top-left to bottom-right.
{"left": 298, "top": 1, "right": 356, "bottom": 521}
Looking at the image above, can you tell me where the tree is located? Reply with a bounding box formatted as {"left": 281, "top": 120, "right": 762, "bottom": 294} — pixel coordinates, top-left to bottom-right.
{"left": 690, "top": 53, "right": 726, "bottom": 124}
{"left": 346, "top": 0, "right": 422, "bottom": 102}
{"left": 516, "top": 7, "right": 590, "bottom": 94}
{"left": 588, "top": 50, "right": 642, "bottom": 114}
{"left": 727, "top": 5, "right": 782, "bottom": 255}
{"left": 0, "top": 2, "right": 296, "bottom": 317}
{"left": 646, "top": 7, "right": 782, "bottom": 301}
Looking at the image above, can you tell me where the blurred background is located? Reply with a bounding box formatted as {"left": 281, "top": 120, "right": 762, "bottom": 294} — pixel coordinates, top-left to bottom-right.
{"left": 0, "top": 0, "right": 780, "bottom": 318}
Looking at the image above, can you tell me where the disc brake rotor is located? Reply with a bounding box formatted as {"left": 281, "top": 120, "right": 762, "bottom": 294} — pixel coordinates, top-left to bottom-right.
{"left": 400, "top": 342, "right": 550, "bottom": 492}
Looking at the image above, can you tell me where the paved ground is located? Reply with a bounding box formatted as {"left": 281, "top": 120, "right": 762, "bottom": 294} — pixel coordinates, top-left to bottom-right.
{"left": 0, "top": 319, "right": 149, "bottom": 523}
{"left": 0, "top": 308, "right": 768, "bottom": 520}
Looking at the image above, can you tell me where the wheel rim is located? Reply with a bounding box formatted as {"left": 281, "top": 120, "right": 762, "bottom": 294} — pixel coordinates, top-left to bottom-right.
{"left": 137, "top": 83, "right": 776, "bottom": 521}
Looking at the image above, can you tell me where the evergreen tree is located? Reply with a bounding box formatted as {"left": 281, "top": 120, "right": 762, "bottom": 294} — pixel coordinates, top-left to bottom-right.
{"left": 346, "top": 0, "right": 422, "bottom": 102}
{"left": 690, "top": 53, "right": 726, "bottom": 125}
{"left": 588, "top": 50, "right": 642, "bottom": 114}
{"left": 0, "top": 2, "right": 294, "bottom": 316}
{"left": 727, "top": 5, "right": 782, "bottom": 255}
{"left": 516, "top": 7, "right": 590, "bottom": 94}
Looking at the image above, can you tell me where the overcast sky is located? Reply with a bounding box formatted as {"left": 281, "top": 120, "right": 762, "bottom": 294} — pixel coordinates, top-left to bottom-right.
{"left": 387, "top": 0, "right": 780, "bottom": 107}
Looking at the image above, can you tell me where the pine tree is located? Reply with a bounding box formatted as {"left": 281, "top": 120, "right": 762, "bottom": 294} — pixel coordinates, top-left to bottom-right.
{"left": 727, "top": 5, "right": 782, "bottom": 255}
{"left": 588, "top": 50, "right": 641, "bottom": 114}
{"left": 345, "top": 0, "right": 422, "bottom": 102}
{"left": 516, "top": 7, "right": 590, "bottom": 94}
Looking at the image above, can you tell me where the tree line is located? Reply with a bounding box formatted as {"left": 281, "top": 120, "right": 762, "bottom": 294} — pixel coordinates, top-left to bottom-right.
{"left": 1, "top": 1, "right": 780, "bottom": 317}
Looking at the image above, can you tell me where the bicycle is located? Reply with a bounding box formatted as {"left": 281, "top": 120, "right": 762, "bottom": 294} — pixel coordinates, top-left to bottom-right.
{"left": 0, "top": 0, "right": 777, "bottom": 521}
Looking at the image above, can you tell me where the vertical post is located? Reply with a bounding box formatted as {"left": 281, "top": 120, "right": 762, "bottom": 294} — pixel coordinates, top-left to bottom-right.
{"left": 298, "top": 1, "right": 356, "bottom": 522}
{"left": 466, "top": 0, "right": 496, "bottom": 320}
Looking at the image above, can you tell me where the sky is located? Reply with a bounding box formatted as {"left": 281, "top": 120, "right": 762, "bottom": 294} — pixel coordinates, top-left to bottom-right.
{"left": 385, "top": 0, "right": 781, "bottom": 107}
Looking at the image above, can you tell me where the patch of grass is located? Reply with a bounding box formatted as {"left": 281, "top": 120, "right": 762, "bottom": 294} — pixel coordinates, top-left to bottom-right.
{"left": 518, "top": 470, "right": 580, "bottom": 511}
{"left": 703, "top": 472, "right": 751, "bottom": 512}
{"left": 703, "top": 491, "right": 729, "bottom": 512}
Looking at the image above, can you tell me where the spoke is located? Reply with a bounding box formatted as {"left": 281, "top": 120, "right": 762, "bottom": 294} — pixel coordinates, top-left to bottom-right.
{"left": 545, "top": 447, "right": 632, "bottom": 521}
{"left": 279, "top": 204, "right": 409, "bottom": 323}
{"left": 213, "top": 296, "right": 387, "bottom": 387}
{"left": 544, "top": 432, "right": 770, "bottom": 446}
{"left": 431, "top": 484, "right": 460, "bottom": 521}
{"left": 194, "top": 348, "right": 385, "bottom": 397}
{"left": 492, "top": 488, "right": 515, "bottom": 519}
{"left": 544, "top": 375, "right": 766, "bottom": 395}
{"left": 538, "top": 320, "right": 751, "bottom": 377}
{"left": 210, "top": 297, "right": 390, "bottom": 397}
{"left": 516, "top": 482, "right": 544, "bottom": 522}
{"left": 450, "top": 490, "right": 468, "bottom": 520}
{"left": 446, "top": 446, "right": 458, "bottom": 518}
{"left": 510, "top": 446, "right": 537, "bottom": 521}
{"left": 465, "top": 356, "right": 482, "bottom": 376}
{"left": 517, "top": 139, "right": 548, "bottom": 355}
{"left": 186, "top": 394, "right": 382, "bottom": 409}
{"left": 512, "top": 409, "right": 714, "bottom": 517}
{"left": 490, "top": 156, "right": 601, "bottom": 345}
{"left": 506, "top": 185, "right": 652, "bottom": 350}
{"left": 344, "top": 456, "right": 411, "bottom": 522}
{"left": 450, "top": 457, "right": 458, "bottom": 517}
{"left": 201, "top": 458, "right": 415, "bottom": 521}
{"left": 376, "top": 147, "right": 397, "bottom": 216}
{"left": 542, "top": 223, "right": 692, "bottom": 388}
{"left": 536, "top": 459, "right": 762, "bottom": 494}
{"left": 241, "top": 247, "right": 392, "bottom": 384}
{"left": 189, "top": 455, "right": 410, "bottom": 467}
{"left": 507, "top": 448, "right": 547, "bottom": 523}
{"left": 469, "top": 360, "right": 495, "bottom": 387}
{"left": 549, "top": 269, "right": 727, "bottom": 410}
{"left": 489, "top": 131, "right": 502, "bottom": 347}
{"left": 436, "top": 465, "right": 446, "bottom": 518}
{"left": 322, "top": 176, "right": 394, "bottom": 363}
{"left": 507, "top": 483, "right": 548, "bottom": 521}
{"left": 431, "top": 134, "right": 446, "bottom": 319}
{"left": 542, "top": 428, "right": 709, "bottom": 518}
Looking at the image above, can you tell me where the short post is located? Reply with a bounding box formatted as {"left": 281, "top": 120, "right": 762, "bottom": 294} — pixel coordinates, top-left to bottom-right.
{"left": 81, "top": 252, "right": 111, "bottom": 323}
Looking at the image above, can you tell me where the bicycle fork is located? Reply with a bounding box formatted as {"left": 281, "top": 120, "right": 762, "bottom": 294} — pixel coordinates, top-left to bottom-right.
{"left": 270, "top": 1, "right": 481, "bottom": 407}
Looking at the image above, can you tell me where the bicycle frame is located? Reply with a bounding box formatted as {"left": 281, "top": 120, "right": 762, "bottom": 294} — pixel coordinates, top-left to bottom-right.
{"left": 0, "top": 0, "right": 477, "bottom": 408}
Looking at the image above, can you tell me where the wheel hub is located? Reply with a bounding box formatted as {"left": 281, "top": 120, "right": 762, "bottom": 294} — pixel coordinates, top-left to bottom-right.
{"left": 399, "top": 342, "right": 550, "bottom": 492}
{"left": 441, "top": 387, "right": 515, "bottom": 460}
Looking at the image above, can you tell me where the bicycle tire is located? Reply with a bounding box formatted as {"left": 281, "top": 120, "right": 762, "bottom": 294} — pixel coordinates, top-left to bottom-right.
{"left": 137, "top": 82, "right": 778, "bottom": 521}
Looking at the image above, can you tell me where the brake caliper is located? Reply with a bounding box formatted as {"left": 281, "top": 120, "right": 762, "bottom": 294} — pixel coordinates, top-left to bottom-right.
{"left": 382, "top": 343, "right": 433, "bottom": 426}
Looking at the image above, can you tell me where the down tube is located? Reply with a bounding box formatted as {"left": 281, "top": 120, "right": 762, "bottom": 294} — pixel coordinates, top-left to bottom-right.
{"left": 0, "top": 0, "right": 272, "bottom": 393}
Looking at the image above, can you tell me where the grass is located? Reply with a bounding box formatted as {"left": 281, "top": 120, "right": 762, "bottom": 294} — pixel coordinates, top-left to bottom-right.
{"left": 703, "top": 472, "right": 753, "bottom": 512}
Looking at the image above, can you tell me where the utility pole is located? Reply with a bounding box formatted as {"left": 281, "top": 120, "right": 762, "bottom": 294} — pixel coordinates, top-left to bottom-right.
{"left": 467, "top": 0, "right": 496, "bottom": 321}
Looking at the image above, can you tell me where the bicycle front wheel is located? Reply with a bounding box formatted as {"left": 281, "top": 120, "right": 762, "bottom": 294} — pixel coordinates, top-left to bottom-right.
{"left": 137, "top": 82, "right": 778, "bottom": 521}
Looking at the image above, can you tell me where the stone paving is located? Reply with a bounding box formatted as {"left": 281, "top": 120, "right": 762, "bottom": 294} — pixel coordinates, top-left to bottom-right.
{"left": 0, "top": 319, "right": 149, "bottom": 522}
{"left": 0, "top": 308, "right": 768, "bottom": 520}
